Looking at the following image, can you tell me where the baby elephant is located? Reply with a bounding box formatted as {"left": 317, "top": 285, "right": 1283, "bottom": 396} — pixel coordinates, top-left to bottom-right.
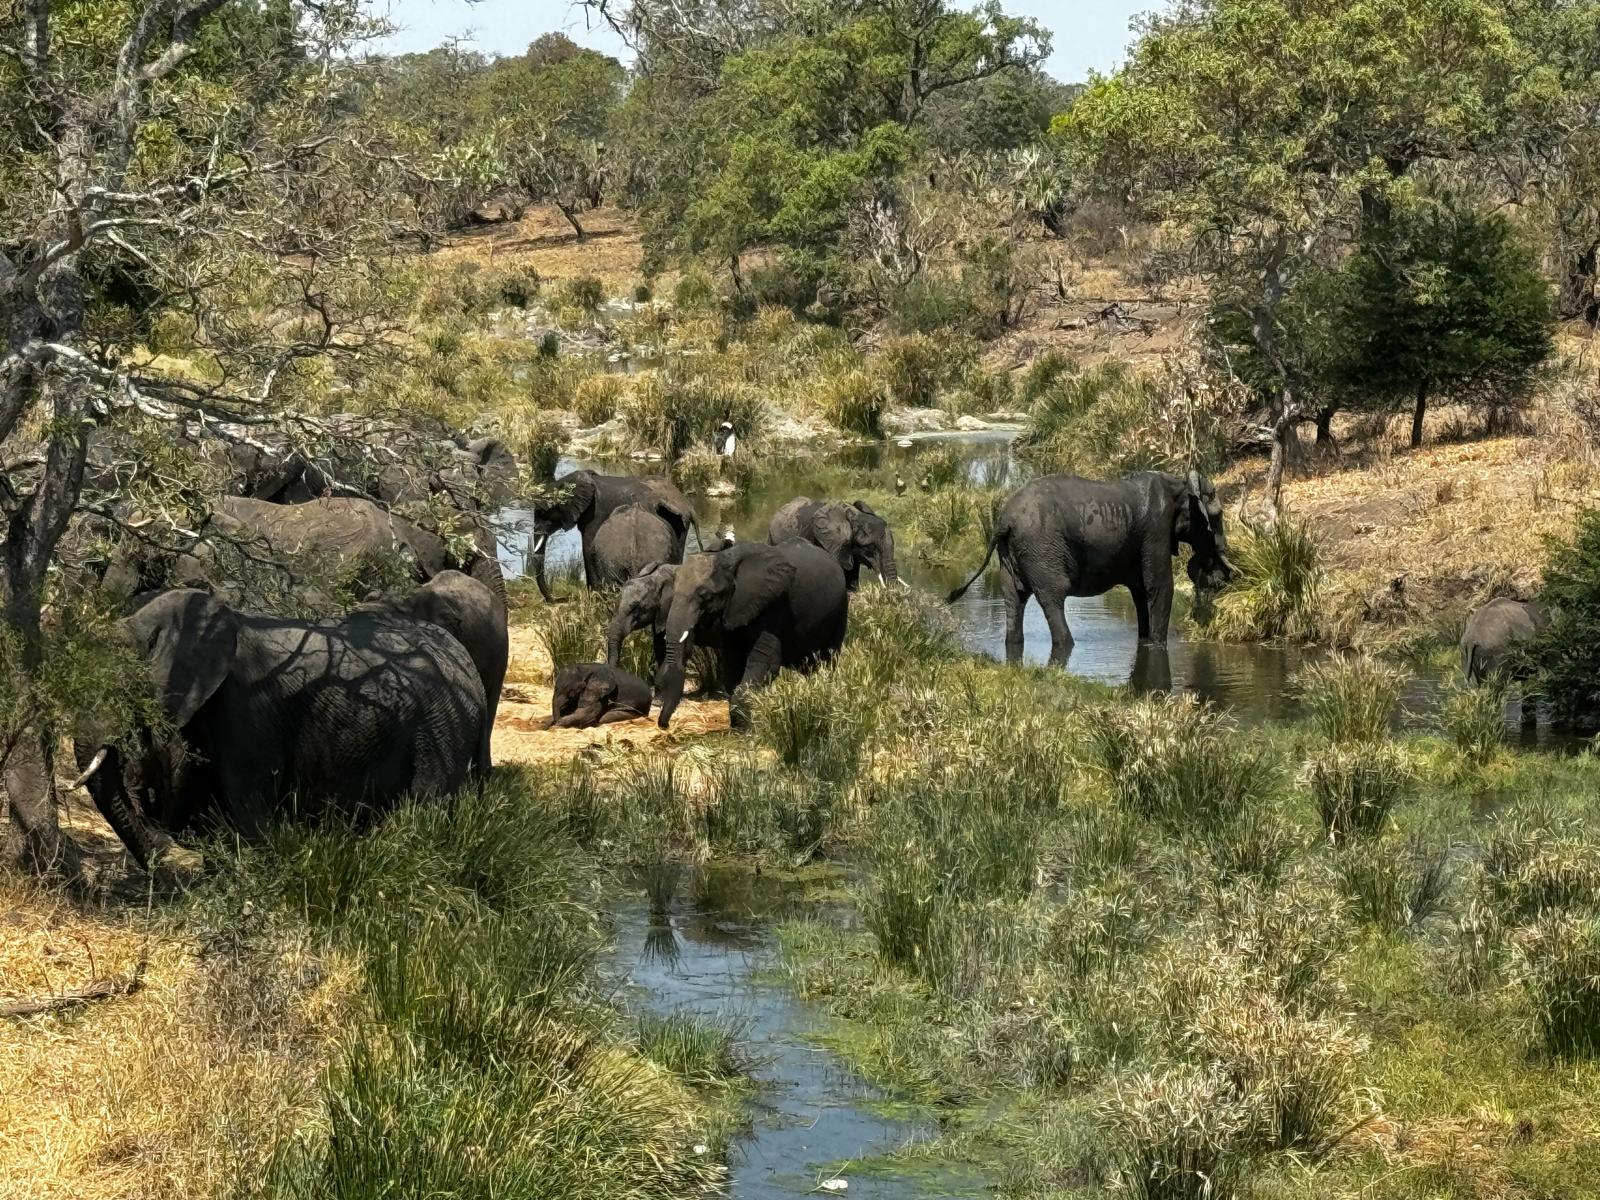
{"left": 545, "top": 663, "right": 653, "bottom": 729}
{"left": 1461, "top": 597, "right": 1547, "bottom": 685}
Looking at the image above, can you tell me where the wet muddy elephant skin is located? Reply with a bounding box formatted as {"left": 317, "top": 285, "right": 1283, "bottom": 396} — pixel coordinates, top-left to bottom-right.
{"left": 767, "top": 497, "right": 899, "bottom": 591}
{"left": 526, "top": 470, "right": 698, "bottom": 599}
{"left": 655, "top": 540, "right": 848, "bottom": 730}
{"left": 75, "top": 590, "right": 487, "bottom": 869}
{"left": 546, "top": 663, "right": 653, "bottom": 728}
{"left": 356, "top": 571, "right": 508, "bottom": 774}
{"left": 948, "top": 470, "right": 1234, "bottom": 662}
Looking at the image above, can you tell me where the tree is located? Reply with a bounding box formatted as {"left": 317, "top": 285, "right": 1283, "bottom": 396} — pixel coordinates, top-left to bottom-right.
{"left": 480, "top": 39, "right": 626, "bottom": 240}
{"left": 0, "top": 0, "right": 421, "bottom": 871}
{"left": 1339, "top": 195, "right": 1555, "bottom": 448}
{"left": 1062, "top": 0, "right": 1562, "bottom": 518}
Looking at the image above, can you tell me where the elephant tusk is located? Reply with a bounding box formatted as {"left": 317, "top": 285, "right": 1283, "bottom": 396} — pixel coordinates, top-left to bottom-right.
{"left": 530, "top": 533, "right": 548, "bottom": 554}
{"left": 71, "top": 747, "right": 109, "bottom": 790}
{"left": 878, "top": 572, "right": 886, "bottom": 586}
{"left": 898, "top": 577, "right": 911, "bottom": 590}
{"left": 678, "top": 630, "right": 690, "bottom": 643}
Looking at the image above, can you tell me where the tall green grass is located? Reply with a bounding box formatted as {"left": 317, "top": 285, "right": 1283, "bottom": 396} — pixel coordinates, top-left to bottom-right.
{"left": 1293, "top": 656, "right": 1407, "bottom": 744}
{"left": 1206, "top": 520, "right": 1322, "bottom": 643}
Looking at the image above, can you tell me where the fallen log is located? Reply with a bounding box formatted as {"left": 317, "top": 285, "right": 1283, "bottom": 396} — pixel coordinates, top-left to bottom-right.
{"left": 1, "top": 959, "right": 146, "bottom": 1019}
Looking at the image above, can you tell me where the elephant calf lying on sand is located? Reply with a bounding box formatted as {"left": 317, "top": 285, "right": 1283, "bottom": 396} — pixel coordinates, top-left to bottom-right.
{"left": 542, "top": 663, "right": 653, "bottom": 728}
{"left": 74, "top": 589, "right": 488, "bottom": 869}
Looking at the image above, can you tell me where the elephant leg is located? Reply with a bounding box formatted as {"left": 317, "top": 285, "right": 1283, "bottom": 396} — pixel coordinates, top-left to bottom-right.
{"left": 597, "top": 707, "right": 642, "bottom": 725}
{"left": 476, "top": 720, "right": 493, "bottom": 780}
{"left": 552, "top": 704, "right": 606, "bottom": 729}
{"left": 1130, "top": 581, "right": 1152, "bottom": 641}
{"left": 1034, "top": 586, "right": 1074, "bottom": 667}
{"left": 729, "top": 633, "right": 782, "bottom": 729}
{"left": 1141, "top": 556, "right": 1175, "bottom": 644}
{"left": 999, "top": 562, "right": 1030, "bottom": 663}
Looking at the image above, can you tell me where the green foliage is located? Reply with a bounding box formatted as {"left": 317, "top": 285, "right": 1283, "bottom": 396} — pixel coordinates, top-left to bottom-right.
{"left": 1335, "top": 835, "right": 1451, "bottom": 932}
{"left": 1513, "top": 912, "right": 1600, "bottom": 1057}
{"left": 1533, "top": 508, "right": 1600, "bottom": 728}
{"left": 1206, "top": 520, "right": 1322, "bottom": 643}
{"left": 533, "top": 589, "right": 611, "bottom": 671}
{"left": 561, "top": 274, "right": 606, "bottom": 314}
{"left": 1098, "top": 1066, "right": 1257, "bottom": 1200}
{"left": 636, "top": 1011, "right": 749, "bottom": 1085}
{"left": 814, "top": 366, "right": 890, "bottom": 438}
{"left": 1020, "top": 360, "right": 1221, "bottom": 476}
{"left": 1292, "top": 657, "right": 1407, "bottom": 745}
{"left": 1438, "top": 675, "right": 1510, "bottom": 766}
{"left": 1302, "top": 742, "right": 1413, "bottom": 842}
{"left": 622, "top": 370, "right": 766, "bottom": 459}
{"left": 1339, "top": 194, "right": 1556, "bottom": 440}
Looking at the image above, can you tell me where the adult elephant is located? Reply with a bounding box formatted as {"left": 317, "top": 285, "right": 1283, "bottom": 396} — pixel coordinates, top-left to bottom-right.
{"left": 655, "top": 541, "right": 848, "bottom": 730}
{"left": 526, "top": 469, "right": 698, "bottom": 600}
{"left": 604, "top": 562, "right": 677, "bottom": 674}
{"left": 177, "top": 496, "right": 504, "bottom": 611}
{"left": 356, "top": 571, "right": 508, "bottom": 772}
{"left": 1461, "top": 598, "right": 1547, "bottom": 724}
{"left": 593, "top": 505, "right": 679, "bottom": 588}
{"left": 73, "top": 590, "right": 486, "bottom": 869}
{"left": 768, "top": 497, "right": 900, "bottom": 591}
{"left": 947, "top": 470, "right": 1234, "bottom": 663}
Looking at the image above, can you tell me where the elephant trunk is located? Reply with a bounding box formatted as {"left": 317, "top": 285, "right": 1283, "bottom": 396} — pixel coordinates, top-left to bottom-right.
{"left": 604, "top": 613, "right": 633, "bottom": 668}
{"left": 878, "top": 539, "right": 900, "bottom": 586}
{"left": 656, "top": 630, "right": 691, "bottom": 729}
{"left": 528, "top": 532, "right": 556, "bottom": 603}
{"left": 77, "top": 745, "right": 156, "bottom": 870}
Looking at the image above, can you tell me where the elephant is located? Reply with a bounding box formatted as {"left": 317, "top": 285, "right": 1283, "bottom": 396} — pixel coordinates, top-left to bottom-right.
{"left": 542, "top": 663, "right": 653, "bottom": 728}
{"left": 355, "top": 571, "right": 508, "bottom": 772}
{"left": 73, "top": 589, "right": 487, "bottom": 869}
{"left": 655, "top": 540, "right": 848, "bottom": 730}
{"left": 592, "top": 505, "right": 680, "bottom": 588}
{"left": 526, "top": 469, "right": 699, "bottom": 601}
{"left": 605, "top": 562, "right": 677, "bottom": 675}
{"left": 1461, "top": 597, "right": 1547, "bottom": 724}
{"left": 767, "top": 497, "right": 900, "bottom": 591}
{"left": 947, "top": 470, "right": 1235, "bottom": 663}
{"left": 174, "top": 496, "right": 505, "bottom": 612}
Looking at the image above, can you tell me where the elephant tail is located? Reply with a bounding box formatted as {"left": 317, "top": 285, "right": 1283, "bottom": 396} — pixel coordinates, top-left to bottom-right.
{"left": 947, "top": 529, "right": 1002, "bottom": 604}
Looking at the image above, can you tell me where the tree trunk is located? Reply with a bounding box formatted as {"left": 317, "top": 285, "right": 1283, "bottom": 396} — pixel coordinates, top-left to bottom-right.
{"left": 556, "top": 202, "right": 586, "bottom": 242}
{"left": 1315, "top": 407, "right": 1337, "bottom": 448}
{"left": 1411, "top": 381, "right": 1428, "bottom": 450}
{"left": 1560, "top": 239, "right": 1600, "bottom": 321}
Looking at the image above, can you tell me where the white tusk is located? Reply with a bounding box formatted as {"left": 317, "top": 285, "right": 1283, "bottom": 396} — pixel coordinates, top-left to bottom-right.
{"left": 71, "top": 747, "right": 109, "bottom": 789}
{"left": 678, "top": 630, "right": 690, "bottom": 643}
{"left": 898, "top": 577, "right": 911, "bottom": 589}
{"left": 878, "top": 572, "right": 886, "bottom": 586}
{"left": 530, "top": 534, "right": 548, "bottom": 554}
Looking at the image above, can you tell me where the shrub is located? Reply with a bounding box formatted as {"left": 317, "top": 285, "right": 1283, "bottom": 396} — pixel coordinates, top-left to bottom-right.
{"left": 490, "top": 264, "right": 541, "bottom": 308}
{"left": 1293, "top": 657, "right": 1407, "bottom": 744}
{"left": 815, "top": 366, "right": 889, "bottom": 438}
{"left": 1020, "top": 361, "right": 1169, "bottom": 474}
{"left": 561, "top": 274, "right": 605, "bottom": 314}
{"left": 633, "top": 282, "right": 653, "bottom": 303}
{"left": 1438, "top": 674, "right": 1509, "bottom": 766}
{"left": 532, "top": 590, "right": 609, "bottom": 672}
{"left": 574, "top": 373, "right": 627, "bottom": 426}
{"left": 1099, "top": 1066, "right": 1259, "bottom": 1200}
{"left": 1513, "top": 912, "right": 1600, "bottom": 1057}
{"left": 636, "top": 1010, "right": 749, "bottom": 1085}
{"left": 623, "top": 371, "right": 765, "bottom": 459}
{"left": 750, "top": 667, "right": 873, "bottom": 785}
{"left": 1302, "top": 741, "right": 1412, "bottom": 841}
{"left": 1532, "top": 508, "right": 1600, "bottom": 727}
{"left": 1481, "top": 816, "right": 1600, "bottom": 923}
{"left": 872, "top": 333, "right": 946, "bottom": 408}
{"left": 1335, "top": 835, "right": 1452, "bottom": 932}
{"left": 1206, "top": 520, "right": 1322, "bottom": 643}
{"left": 673, "top": 269, "right": 719, "bottom": 311}
{"left": 1019, "top": 350, "right": 1077, "bottom": 403}
{"left": 700, "top": 755, "right": 838, "bottom": 859}
{"left": 1087, "top": 695, "right": 1274, "bottom": 833}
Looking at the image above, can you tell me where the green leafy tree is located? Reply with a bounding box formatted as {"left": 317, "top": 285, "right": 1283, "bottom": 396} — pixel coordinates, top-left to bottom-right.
{"left": 1534, "top": 509, "right": 1600, "bottom": 728}
{"left": 1339, "top": 195, "right": 1555, "bottom": 448}
{"left": 480, "top": 35, "right": 626, "bottom": 240}
{"left": 1062, "top": 0, "right": 1565, "bottom": 516}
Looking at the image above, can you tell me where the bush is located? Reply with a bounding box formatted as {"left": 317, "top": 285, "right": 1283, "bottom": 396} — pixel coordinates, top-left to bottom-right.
{"left": 1302, "top": 741, "right": 1412, "bottom": 842}
{"left": 623, "top": 371, "right": 765, "bottom": 459}
{"left": 1533, "top": 508, "right": 1600, "bottom": 727}
{"left": 750, "top": 667, "right": 873, "bottom": 785}
{"left": 574, "top": 373, "right": 627, "bottom": 426}
{"left": 489, "top": 263, "right": 541, "bottom": 308}
{"left": 673, "top": 269, "right": 719, "bottom": 312}
{"left": 561, "top": 275, "right": 605, "bottom": 314}
{"left": 1206, "top": 520, "right": 1322, "bottom": 643}
{"left": 533, "top": 590, "right": 609, "bottom": 672}
{"left": 1087, "top": 695, "right": 1274, "bottom": 833}
{"left": 815, "top": 366, "right": 889, "bottom": 438}
{"left": 872, "top": 333, "right": 947, "bottom": 408}
{"left": 1293, "top": 657, "right": 1407, "bottom": 744}
{"left": 1099, "top": 1066, "right": 1259, "bottom": 1200}
{"left": 1438, "top": 675, "right": 1509, "bottom": 765}
{"left": 1481, "top": 816, "right": 1600, "bottom": 923}
{"left": 1513, "top": 912, "right": 1600, "bottom": 1057}
{"left": 1019, "top": 361, "right": 1173, "bottom": 475}
{"left": 1336, "top": 834, "right": 1451, "bottom": 932}
{"left": 636, "top": 1010, "right": 748, "bottom": 1085}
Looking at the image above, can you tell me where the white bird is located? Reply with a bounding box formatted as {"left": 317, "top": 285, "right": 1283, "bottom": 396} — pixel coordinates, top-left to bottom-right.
{"left": 714, "top": 421, "right": 737, "bottom": 457}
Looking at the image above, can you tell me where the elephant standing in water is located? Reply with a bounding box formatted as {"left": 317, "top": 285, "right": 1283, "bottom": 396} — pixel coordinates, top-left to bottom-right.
{"left": 655, "top": 541, "right": 848, "bottom": 730}
{"left": 525, "top": 470, "right": 698, "bottom": 600}
{"left": 948, "top": 471, "right": 1234, "bottom": 663}
{"left": 1461, "top": 597, "right": 1547, "bottom": 724}
{"left": 356, "top": 571, "right": 508, "bottom": 772}
{"left": 767, "top": 497, "right": 900, "bottom": 591}
{"left": 592, "top": 505, "right": 679, "bottom": 587}
{"left": 74, "top": 590, "right": 487, "bottom": 869}
{"left": 605, "top": 563, "right": 677, "bottom": 675}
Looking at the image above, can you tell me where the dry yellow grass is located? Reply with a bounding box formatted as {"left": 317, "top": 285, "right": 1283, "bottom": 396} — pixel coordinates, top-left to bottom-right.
{"left": 0, "top": 865, "right": 355, "bottom": 1200}
{"left": 433, "top": 205, "right": 664, "bottom": 294}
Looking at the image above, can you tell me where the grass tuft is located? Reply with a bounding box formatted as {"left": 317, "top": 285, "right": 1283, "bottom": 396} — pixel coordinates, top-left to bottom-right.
{"left": 1302, "top": 741, "right": 1412, "bottom": 842}
{"left": 1293, "top": 656, "right": 1407, "bottom": 744}
{"left": 1206, "top": 520, "right": 1322, "bottom": 643}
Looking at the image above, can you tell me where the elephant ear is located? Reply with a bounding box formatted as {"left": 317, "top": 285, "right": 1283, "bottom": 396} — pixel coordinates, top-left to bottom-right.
{"left": 1185, "top": 470, "right": 1224, "bottom": 536}
{"left": 812, "top": 507, "right": 856, "bottom": 571}
{"left": 851, "top": 500, "right": 879, "bottom": 517}
{"left": 468, "top": 437, "right": 518, "bottom": 506}
{"left": 561, "top": 470, "right": 597, "bottom": 527}
{"left": 724, "top": 546, "right": 797, "bottom": 630}
{"left": 125, "top": 590, "right": 239, "bottom": 727}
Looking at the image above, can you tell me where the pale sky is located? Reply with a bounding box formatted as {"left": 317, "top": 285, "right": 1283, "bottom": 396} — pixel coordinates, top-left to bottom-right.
{"left": 372, "top": 0, "right": 1154, "bottom": 83}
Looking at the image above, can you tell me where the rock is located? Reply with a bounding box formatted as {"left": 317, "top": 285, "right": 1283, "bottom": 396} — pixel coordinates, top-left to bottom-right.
{"left": 882, "top": 406, "right": 950, "bottom": 436}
